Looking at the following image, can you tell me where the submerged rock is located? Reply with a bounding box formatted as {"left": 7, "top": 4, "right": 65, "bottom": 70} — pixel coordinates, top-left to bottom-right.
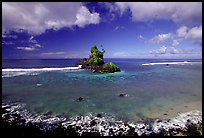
{"left": 119, "top": 93, "right": 127, "bottom": 97}
{"left": 77, "top": 97, "right": 83, "bottom": 101}
{"left": 96, "top": 113, "right": 102, "bottom": 118}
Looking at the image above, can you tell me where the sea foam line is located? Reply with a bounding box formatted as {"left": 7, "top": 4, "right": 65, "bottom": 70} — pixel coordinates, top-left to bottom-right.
{"left": 142, "top": 61, "right": 201, "bottom": 66}
{"left": 2, "top": 65, "right": 83, "bottom": 78}
{"left": 2, "top": 65, "right": 82, "bottom": 72}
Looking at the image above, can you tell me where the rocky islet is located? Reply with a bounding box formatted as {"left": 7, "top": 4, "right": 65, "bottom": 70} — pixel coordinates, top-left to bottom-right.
{"left": 76, "top": 45, "right": 121, "bottom": 73}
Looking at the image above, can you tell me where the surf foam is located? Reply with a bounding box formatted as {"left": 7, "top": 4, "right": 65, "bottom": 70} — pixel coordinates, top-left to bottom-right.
{"left": 2, "top": 65, "right": 83, "bottom": 78}
{"left": 142, "top": 61, "right": 201, "bottom": 66}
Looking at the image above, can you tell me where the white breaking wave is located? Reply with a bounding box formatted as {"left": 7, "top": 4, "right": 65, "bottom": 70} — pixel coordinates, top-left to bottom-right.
{"left": 142, "top": 61, "right": 202, "bottom": 66}
{"left": 2, "top": 65, "right": 83, "bottom": 78}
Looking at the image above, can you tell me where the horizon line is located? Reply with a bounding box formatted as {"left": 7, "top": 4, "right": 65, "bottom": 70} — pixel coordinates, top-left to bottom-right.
{"left": 2, "top": 58, "right": 202, "bottom": 60}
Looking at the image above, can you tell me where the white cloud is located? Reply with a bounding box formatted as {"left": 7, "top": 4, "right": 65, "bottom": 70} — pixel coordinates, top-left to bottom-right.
{"left": 150, "top": 33, "right": 172, "bottom": 45}
{"left": 75, "top": 6, "right": 100, "bottom": 28}
{"left": 2, "top": 34, "right": 17, "bottom": 38}
{"left": 14, "top": 35, "right": 43, "bottom": 51}
{"left": 41, "top": 52, "right": 65, "bottom": 55}
{"left": 169, "top": 47, "right": 179, "bottom": 54}
{"left": 172, "top": 40, "right": 179, "bottom": 47}
{"left": 29, "top": 36, "right": 34, "bottom": 41}
{"left": 2, "top": 41, "right": 14, "bottom": 45}
{"left": 169, "top": 47, "right": 200, "bottom": 55}
{"left": 2, "top": 2, "right": 100, "bottom": 35}
{"left": 177, "top": 25, "right": 202, "bottom": 45}
{"left": 115, "top": 2, "right": 201, "bottom": 26}
{"left": 40, "top": 51, "right": 89, "bottom": 58}
{"left": 150, "top": 46, "right": 167, "bottom": 55}
{"left": 176, "top": 26, "right": 188, "bottom": 37}
{"left": 16, "top": 46, "right": 36, "bottom": 51}
{"left": 29, "top": 36, "right": 38, "bottom": 44}
{"left": 34, "top": 44, "right": 42, "bottom": 48}
{"left": 27, "top": 36, "right": 43, "bottom": 48}
{"left": 185, "top": 26, "right": 202, "bottom": 45}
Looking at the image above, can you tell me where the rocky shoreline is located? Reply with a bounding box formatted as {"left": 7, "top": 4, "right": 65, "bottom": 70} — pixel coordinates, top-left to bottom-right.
{"left": 1, "top": 102, "right": 202, "bottom": 136}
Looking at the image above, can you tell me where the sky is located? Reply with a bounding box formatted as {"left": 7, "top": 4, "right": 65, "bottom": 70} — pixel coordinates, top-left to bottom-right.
{"left": 2, "top": 2, "right": 202, "bottom": 59}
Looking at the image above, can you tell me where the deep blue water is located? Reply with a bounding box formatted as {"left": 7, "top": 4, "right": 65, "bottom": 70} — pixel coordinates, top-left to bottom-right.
{"left": 2, "top": 59, "right": 202, "bottom": 122}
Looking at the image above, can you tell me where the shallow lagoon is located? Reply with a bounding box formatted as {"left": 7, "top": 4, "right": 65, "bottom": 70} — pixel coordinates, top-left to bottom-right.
{"left": 2, "top": 59, "right": 202, "bottom": 122}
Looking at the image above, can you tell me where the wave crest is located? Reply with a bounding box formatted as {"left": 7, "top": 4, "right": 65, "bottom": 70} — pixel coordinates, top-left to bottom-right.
{"left": 142, "top": 61, "right": 202, "bottom": 66}
{"left": 2, "top": 65, "right": 83, "bottom": 78}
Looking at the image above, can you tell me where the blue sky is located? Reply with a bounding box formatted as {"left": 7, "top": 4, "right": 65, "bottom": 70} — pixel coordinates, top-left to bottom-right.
{"left": 2, "top": 2, "right": 202, "bottom": 59}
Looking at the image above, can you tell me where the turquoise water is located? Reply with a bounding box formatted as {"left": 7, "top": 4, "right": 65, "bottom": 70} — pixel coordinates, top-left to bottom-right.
{"left": 2, "top": 59, "right": 202, "bottom": 122}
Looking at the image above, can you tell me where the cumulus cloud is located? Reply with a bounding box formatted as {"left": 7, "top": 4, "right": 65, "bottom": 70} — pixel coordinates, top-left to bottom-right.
{"left": 75, "top": 6, "right": 100, "bottom": 27}
{"left": 177, "top": 26, "right": 188, "bottom": 37}
{"left": 150, "top": 46, "right": 167, "bottom": 55}
{"left": 150, "top": 33, "right": 173, "bottom": 45}
{"left": 115, "top": 2, "right": 202, "bottom": 26}
{"left": 148, "top": 25, "right": 201, "bottom": 50}
{"left": 177, "top": 25, "right": 202, "bottom": 45}
{"left": 169, "top": 47, "right": 199, "bottom": 55}
{"left": 169, "top": 47, "right": 179, "bottom": 54}
{"left": 2, "top": 2, "right": 100, "bottom": 35}
{"left": 185, "top": 26, "right": 202, "bottom": 45}
{"left": 172, "top": 40, "right": 179, "bottom": 47}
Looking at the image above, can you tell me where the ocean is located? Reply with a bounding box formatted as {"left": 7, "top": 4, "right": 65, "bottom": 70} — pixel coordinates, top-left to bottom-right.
{"left": 2, "top": 58, "right": 202, "bottom": 123}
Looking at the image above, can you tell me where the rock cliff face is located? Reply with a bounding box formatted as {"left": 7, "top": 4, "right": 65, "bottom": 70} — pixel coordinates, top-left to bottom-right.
{"left": 76, "top": 45, "right": 120, "bottom": 73}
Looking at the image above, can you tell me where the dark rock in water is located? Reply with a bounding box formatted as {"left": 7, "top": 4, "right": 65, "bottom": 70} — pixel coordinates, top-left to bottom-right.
{"left": 157, "top": 119, "right": 162, "bottom": 123}
{"left": 166, "top": 64, "right": 169, "bottom": 66}
{"left": 77, "top": 97, "right": 83, "bottom": 101}
{"left": 76, "top": 45, "right": 120, "bottom": 73}
{"left": 90, "top": 120, "right": 97, "bottom": 127}
{"left": 186, "top": 123, "right": 202, "bottom": 136}
{"left": 119, "top": 93, "right": 127, "bottom": 97}
{"left": 127, "top": 126, "right": 136, "bottom": 136}
{"left": 96, "top": 113, "right": 102, "bottom": 118}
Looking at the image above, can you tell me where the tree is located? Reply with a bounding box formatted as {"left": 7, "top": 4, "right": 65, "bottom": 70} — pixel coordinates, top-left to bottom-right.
{"left": 88, "top": 45, "right": 105, "bottom": 65}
